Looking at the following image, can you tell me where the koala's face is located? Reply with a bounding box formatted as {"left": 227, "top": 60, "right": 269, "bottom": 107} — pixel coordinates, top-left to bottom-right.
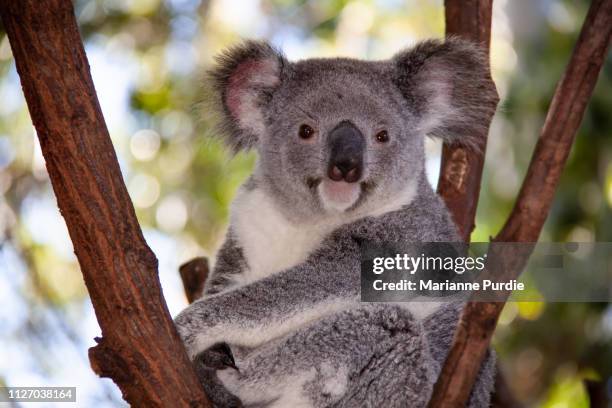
{"left": 260, "top": 60, "right": 422, "bottom": 216}
{"left": 210, "top": 40, "right": 497, "bottom": 221}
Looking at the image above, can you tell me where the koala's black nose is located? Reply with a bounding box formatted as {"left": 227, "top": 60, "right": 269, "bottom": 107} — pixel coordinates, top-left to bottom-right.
{"left": 327, "top": 121, "right": 364, "bottom": 183}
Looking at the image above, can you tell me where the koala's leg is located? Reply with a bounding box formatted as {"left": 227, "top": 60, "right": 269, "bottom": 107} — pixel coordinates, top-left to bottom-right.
{"left": 212, "top": 304, "right": 437, "bottom": 408}
{"left": 174, "top": 235, "right": 362, "bottom": 360}
{"left": 424, "top": 301, "right": 496, "bottom": 408}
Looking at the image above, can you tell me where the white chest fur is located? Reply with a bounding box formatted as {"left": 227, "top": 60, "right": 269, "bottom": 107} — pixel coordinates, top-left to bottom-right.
{"left": 226, "top": 180, "right": 418, "bottom": 288}
{"left": 229, "top": 188, "right": 334, "bottom": 285}
{"left": 224, "top": 183, "right": 444, "bottom": 320}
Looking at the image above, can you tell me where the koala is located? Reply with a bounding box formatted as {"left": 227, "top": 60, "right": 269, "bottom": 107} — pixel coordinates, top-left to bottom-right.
{"left": 175, "top": 38, "right": 498, "bottom": 408}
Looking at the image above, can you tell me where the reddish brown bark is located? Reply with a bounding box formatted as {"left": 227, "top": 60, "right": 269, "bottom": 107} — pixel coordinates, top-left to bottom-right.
{"left": 0, "top": 1, "right": 210, "bottom": 406}
{"left": 429, "top": 1, "right": 612, "bottom": 407}
{"left": 438, "top": 0, "right": 497, "bottom": 241}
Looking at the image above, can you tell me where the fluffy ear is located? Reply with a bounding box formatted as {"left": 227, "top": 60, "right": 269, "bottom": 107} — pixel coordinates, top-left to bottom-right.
{"left": 392, "top": 38, "right": 498, "bottom": 150}
{"left": 209, "top": 41, "right": 285, "bottom": 151}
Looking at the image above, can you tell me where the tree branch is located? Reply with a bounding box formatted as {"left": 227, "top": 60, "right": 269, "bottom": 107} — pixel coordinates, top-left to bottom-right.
{"left": 438, "top": 0, "right": 498, "bottom": 241}
{"left": 179, "top": 257, "right": 209, "bottom": 303}
{"left": 429, "top": 1, "right": 612, "bottom": 406}
{"left": 0, "top": 1, "right": 210, "bottom": 406}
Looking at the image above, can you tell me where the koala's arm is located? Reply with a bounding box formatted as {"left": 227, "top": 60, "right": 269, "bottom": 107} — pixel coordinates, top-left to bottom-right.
{"left": 176, "top": 188, "right": 458, "bottom": 359}
{"left": 174, "top": 232, "right": 361, "bottom": 359}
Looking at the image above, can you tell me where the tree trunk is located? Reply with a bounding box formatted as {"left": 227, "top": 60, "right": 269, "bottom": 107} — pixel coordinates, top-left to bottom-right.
{"left": 0, "top": 1, "right": 210, "bottom": 406}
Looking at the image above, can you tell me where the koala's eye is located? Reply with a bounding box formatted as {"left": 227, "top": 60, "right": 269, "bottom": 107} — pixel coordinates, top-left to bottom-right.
{"left": 298, "top": 124, "right": 315, "bottom": 140}
{"left": 375, "top": 130, "right": 389, "bottom": 143}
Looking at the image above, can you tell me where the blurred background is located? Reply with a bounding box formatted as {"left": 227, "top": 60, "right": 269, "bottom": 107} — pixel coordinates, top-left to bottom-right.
{"left": 0, "top": 0, "right": 610, "bottom": 406}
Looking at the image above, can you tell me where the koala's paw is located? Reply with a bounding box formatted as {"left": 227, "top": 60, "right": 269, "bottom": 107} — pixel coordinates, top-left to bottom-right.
{"left": 196, "top": 342, "right": 239, "bottom": 371}
{"left": 193, "top": 344, "right": 243, "bottom": 408}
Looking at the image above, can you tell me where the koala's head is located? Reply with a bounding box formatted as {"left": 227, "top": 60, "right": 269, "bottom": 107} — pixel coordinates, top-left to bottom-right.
{"left": 209, "top": 39, "right": 497, "bottom": 221}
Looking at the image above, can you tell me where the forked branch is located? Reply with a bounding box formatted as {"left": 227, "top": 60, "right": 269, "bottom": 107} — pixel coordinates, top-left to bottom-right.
{"left": 429, "top": 1, "right": 612, "bottom": 406}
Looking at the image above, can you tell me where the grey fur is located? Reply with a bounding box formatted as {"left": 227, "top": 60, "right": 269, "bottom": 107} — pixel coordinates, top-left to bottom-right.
{"left": 209, "top": 41, "right": 287, "bottom": 152}
{"left": 176, "top": 38, "right": 498, "bottom": 407}
{"left": 204, "top": 231, "right": 250, "bottom": 296}
{"left": 393, "top": 38, "right": 498, "bottom": 150}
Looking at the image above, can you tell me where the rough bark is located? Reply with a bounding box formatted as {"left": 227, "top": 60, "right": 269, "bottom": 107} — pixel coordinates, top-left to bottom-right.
{"left": 438, "top": 0, "right": 497, "bottom": 241}
{"left": 428, "top": 1, "right": 612, "bottom": 407}
{"left": 0, "top": 1, "right": 210, "bottom": 406}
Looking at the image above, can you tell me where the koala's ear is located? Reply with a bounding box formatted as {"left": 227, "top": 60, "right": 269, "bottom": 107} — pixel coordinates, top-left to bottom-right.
{"left": 392, "top": 38, "right": 498, "bottom": 150}
{"left": 209, "top": 41, "right": 286, "bottom": 151}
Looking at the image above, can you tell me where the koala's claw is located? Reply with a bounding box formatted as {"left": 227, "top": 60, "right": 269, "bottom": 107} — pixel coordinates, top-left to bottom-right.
{"left": 196, "top": 342, "right": 239, "bottom": 371}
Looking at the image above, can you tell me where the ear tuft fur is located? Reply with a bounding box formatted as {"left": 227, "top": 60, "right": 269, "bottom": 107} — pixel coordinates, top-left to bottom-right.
{"left": 209, "top": 41, "right": 285, "bottom": 152}
{"left": 393, "top": 37, "right": 499, "bottom": 151}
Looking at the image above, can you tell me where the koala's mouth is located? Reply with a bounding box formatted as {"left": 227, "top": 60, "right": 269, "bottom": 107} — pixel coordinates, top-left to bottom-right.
{"left": 308, "top": 177, "right": 375, "bottom": 213}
